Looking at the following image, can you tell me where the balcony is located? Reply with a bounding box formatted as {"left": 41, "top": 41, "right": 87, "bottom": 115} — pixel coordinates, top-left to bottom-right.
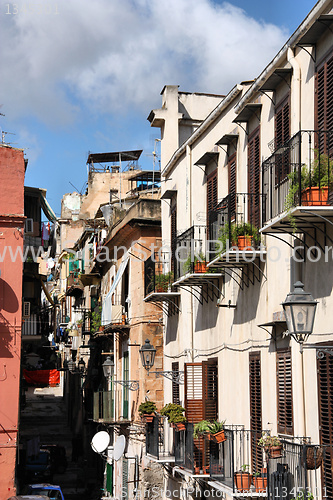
{"left": 143, "top": 252, "right": 180, "bottom": 315}
{"left": 207, "top": 193, "right": 267, "bottom": 287}
{"left": 173, "top": 426, "right": 269, "bottom": 495}
{"left": 93, "top": 389, "right": 130, "bottom": 423}
{"left": 173, "top": 225, "right": 223, "bottom": 303}
{"left": 146, "top": 416, "right": 175, "bottom": 463}
{"left": 262, "top": 130, "right": 333, "bottom": 241}
{"left": 66, "top": 272, "right": 84, "bottom": 297}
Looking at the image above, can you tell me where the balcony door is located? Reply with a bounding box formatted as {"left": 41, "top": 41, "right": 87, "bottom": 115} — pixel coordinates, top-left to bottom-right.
{"left": 248, "top": 128, "right": 261, "bottom": 228}
{"left": 185, "top": 359, "right": 218, "bottom": 472}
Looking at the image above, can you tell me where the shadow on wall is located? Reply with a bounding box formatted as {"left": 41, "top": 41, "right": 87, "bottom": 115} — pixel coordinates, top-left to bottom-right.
{"left": 0, "top": 279, "right": 19, "bottom": 358}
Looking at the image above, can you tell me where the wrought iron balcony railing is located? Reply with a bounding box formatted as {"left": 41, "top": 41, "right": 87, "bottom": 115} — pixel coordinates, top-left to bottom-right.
{"left": 174, "top": 225, "right": 209, "bottom": 280}
{"left": 262, "top": 130, "right": 333, "bottom": 223}
{"left": 208, "top": 193, "right": 267, "bottom": 259}
{"left": 146, "top": 416, "right": 174, "bottom": 461}
{"left": 144, "top": 252, "right": 174, "bottom": 295}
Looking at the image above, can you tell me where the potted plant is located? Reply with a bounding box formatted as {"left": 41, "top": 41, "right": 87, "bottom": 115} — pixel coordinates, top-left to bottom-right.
{"left": 90, "top": 307, "right": 102, "bottom": 334}
{"left": 235, "top": 222, "right": 260, "bottom": 250}
{"left": 216, "top": 223, "right": 237, "bottom": 254}
{"left": 154, "top": 272, "right": 173, "bottom": 292}
{"left": 253, "top": 470, "right": 267, "bottom": 493}
{"left": 258, "top": 432, "right": 283, "bottom": 458}
{"left": 301, "top": 151, "right": 333, "bottom": 206}
{"left": 193, "top": 420, "right": 212, "bottom": 439}
{"left": 234, "top": 464, "right": 253, "bottom": 492}
{"left": 161, "top": 403, "right": 186, "bottom": 431}
{"left": 209, "top": 420, "right": 226, "bottom": 443}
{"left": 184, "top": 251, "right": 207, "bottom": 274}
{"left": 138, "top": 401, "right": 157, "bottom": 422}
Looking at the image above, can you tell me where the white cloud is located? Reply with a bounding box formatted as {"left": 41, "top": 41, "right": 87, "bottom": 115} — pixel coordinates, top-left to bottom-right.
{"left": 0, "top": 0, "right": 288, "bottom": 125}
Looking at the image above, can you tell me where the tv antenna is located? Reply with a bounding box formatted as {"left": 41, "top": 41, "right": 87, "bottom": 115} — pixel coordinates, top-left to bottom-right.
{"left": 1, "top": 131, "right": 15, "bottom": 144}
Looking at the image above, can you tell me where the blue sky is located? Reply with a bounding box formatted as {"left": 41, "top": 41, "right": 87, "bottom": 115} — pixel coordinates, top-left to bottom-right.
{"left": 0, "top": 0, "right": 317, "bottom": 216}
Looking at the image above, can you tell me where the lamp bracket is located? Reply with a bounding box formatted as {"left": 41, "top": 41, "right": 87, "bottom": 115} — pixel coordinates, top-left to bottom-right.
{"left": 317, "top": 348, "right": 333, "bottom": 359}
{"left": 152, "top": 370, "right": 184, "bottom": 385}
{"left": 114, "top": 380, "right": 139, "bottom": 391}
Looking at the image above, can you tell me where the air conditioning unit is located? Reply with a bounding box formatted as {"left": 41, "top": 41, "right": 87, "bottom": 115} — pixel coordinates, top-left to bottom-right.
{"left": 23, "top": 301, "right": 31, "bottom": 318}
{"left": 25, "top": 218, "right": 34, "bottom": 234}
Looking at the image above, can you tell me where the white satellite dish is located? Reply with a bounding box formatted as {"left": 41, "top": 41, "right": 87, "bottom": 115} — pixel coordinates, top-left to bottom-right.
{"left": 91, "top": 431, "right": 110, "bottom": 454}
{"left": 113, "top": 435, "right": 126, "bottom": 461}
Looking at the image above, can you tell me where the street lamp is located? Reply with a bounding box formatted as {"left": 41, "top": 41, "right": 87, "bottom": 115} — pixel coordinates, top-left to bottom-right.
{"left": 68, "top": 359, "right": 76, "bottom": 374}
{"left": 139, "top": 339, "right": 156, "bottom": 373}
{"left": 282, "top": 281, "right": 318, "bottom": 438}
{"left": 78, "top": 358, "right": 86, "bottom": 375}
{"left": 282, "top": 281, "right": 318, "bottom": 344}
{"left": 102, "top": 356, "right": 114, "bottom": 391}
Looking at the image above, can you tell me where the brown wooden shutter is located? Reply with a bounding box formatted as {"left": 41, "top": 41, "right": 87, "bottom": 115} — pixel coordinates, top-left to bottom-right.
{"left": 276, "top": 349, "right": 293, "bottom": 435}
{"left": 315, "top": 54, "right": 333, "bottom": 153}
{"left": 275, "top": 97, "right": 290, "bottom": 184}
{"left": 248, "top": 129, "right": 260, "bottom": 227}
{"left": 249, "top": 352, "right": 263, "bottom": 473}
{"left": 184, "top": 363, "right": 203, "bottom": 423}
{"left": 317, "top": 348, "right": 333, "bottom": 498}
{"left": 172, "top": 362, "right": 180, "bottom": 405}
{"left": 202, "top": 358, "right": 218, "bottom": 421}
{"left": 207, "top": 169, "right": 218, "bottom": 223}
{"left": 228, "top": 153, "right": 237, "bottom": 217}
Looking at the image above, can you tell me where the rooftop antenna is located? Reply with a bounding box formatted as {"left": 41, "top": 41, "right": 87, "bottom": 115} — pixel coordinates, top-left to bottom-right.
{"left": 1, "top": 131, "right": 15, "bottom": 144}
{"left": 152, "top": 139, "right": 161, "bottom": 197}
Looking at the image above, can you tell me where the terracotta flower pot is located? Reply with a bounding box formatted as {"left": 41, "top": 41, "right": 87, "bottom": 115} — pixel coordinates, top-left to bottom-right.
{"left": 268, "top": 445, "right": 283, "bottom": 458}
{"left": 172, "top": 422, "right": 186, "bottom": 431}
{"left": 253, "top": 477, "right": 267, "bottom": 493}
{"left": 301, "top": 186, "right": 329, "bottom": 206}
{"left": 142, "top": 414, "right": 154, "bottom": 423}
{"left": 234, "top": 472, "right": 253, "bottom": 492}
{"left": 237, "top": 236, "right": 252, "bottom": 250}
{"left": 210, "top": 430, "right": 226, "bottom": 443}
{"left": 194, "top": 261, "right": 207, "bottom": 273}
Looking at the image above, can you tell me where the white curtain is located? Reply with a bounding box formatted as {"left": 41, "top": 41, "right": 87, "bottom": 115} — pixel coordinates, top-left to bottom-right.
{"left": 101, "top": 254, "right": 129, "bottom": 326}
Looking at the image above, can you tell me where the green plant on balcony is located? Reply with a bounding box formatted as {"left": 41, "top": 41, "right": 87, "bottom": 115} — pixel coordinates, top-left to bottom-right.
{"left": 291, "top": 491, "right": 314, "bottom": 500}
{"left": 193, "top": 420, "right": 213, "bottom": 438}
{"left": 90, "top": 306, "right": 102, "bottom": 333}
{"left": 183, "top": 251, "right": 206, "bottom": 274}
{"left": 258, "top": 432, "right": 282, "bottom": 458}
{"left": 235, "top": 222, "right": 260, "bottom": 247}
{"left": 138, "top": 400, "right": 157, "bottom": 416}
{"left": 216, "top": 222, "right": 259, "bottom": 254}
{"left": 161, "top": 403, "right": 186, "bottom": 429}
{"left": 154, "top": 272, "right": 174, "bottom": 292}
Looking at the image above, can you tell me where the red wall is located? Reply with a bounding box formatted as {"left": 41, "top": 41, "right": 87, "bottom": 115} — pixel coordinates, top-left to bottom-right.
{"left": 0, "top": 145, "right": 25, "bottom": 498}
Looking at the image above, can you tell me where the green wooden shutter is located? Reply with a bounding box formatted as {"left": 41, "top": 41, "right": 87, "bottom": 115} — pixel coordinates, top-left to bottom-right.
{"left": 106, "top": 462, "right": 113, "bottom": 495}
{"left": 123, "top": 351, "right": 129, "bottom": 419}
{"left": 122, "top": 458, "right": 128, "bottom": 500}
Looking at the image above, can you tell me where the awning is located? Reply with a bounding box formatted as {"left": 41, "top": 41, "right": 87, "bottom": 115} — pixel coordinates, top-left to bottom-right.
{"left": 40, "top": 193, "right": 57, "bottom": 222}
{"left": 233, "top": 103, "right": 262, "bottom": 123}
{"left": 101, "top": 254, "right": 129, "bottom": 326}
{"left": 216, "top": 133, "right": 239, "bottom": 146}
{"left": 259, "top": 68, "right": 293, "bottom": 92}
{"left": 297, "top": 15, "right": 333, "bottom": 46}
{"left": 194, "top": 152, "right": 219, "bottom": 166}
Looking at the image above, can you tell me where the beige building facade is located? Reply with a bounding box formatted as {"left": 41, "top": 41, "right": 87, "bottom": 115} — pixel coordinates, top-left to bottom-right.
{"left": 145, "top": 2, "right": 333, "bottom": 499}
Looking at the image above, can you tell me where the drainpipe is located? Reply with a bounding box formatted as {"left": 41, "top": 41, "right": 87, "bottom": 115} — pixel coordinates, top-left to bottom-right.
{"left": 187, "top": 144, "right": 195, "bottom": 363}
{"left": 288, "top": 47, "right": 303, "bottom": 283}
{"left": 287, "top": 47, "right": 301, "bottom": 135}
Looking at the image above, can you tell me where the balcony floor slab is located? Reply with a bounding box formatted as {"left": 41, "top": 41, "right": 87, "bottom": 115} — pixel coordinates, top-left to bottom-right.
{"left": 261, "top": 206, "right": 333, "bottom": 235}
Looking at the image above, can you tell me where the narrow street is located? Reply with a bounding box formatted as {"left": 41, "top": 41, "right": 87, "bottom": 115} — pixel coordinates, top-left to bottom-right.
{"left": 19, "top": 378, "right": 91, "bottom": 499}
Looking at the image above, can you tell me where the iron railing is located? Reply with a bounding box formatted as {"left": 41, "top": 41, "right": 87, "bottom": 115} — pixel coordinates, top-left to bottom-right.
{"left": 268, "top": 437, "right": 333, "bottom": 500}
{"left": 144, "top": 252, "right": 174, "bottom": 296}
{"left": 174, "top": 226, "right": 209, "bottom": 279}
{"left": 146, "top": 416, "right": 174, "bottom": 460}
{"left": 262, "top": 130, "right": 333, "bottom": 223}
{"left": 208, "top": 193, "right": 266, "bottom": 258}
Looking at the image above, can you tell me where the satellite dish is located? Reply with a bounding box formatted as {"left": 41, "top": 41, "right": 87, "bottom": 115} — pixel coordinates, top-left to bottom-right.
{"left": 91, "top": 431, "right": 110, "bottom": 453}
{"left": 113, "top": 435, "right": 126, "bottom": 461}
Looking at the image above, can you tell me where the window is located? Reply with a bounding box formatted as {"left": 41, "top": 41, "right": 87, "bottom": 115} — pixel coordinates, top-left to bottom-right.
{"left": 207, "top": 169, "right": 218, "bottom": 244}
{"left": 275, "top": 96, "right": 290, "bottom": 184}
{"left": 276, "top": 349, "right": 293, "bottom": 435}
{"left": 171, "top": 203, "right": 177, "bottom": 272}
{"left": 248, "top": 128, "right": 261, "bottom": 227}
